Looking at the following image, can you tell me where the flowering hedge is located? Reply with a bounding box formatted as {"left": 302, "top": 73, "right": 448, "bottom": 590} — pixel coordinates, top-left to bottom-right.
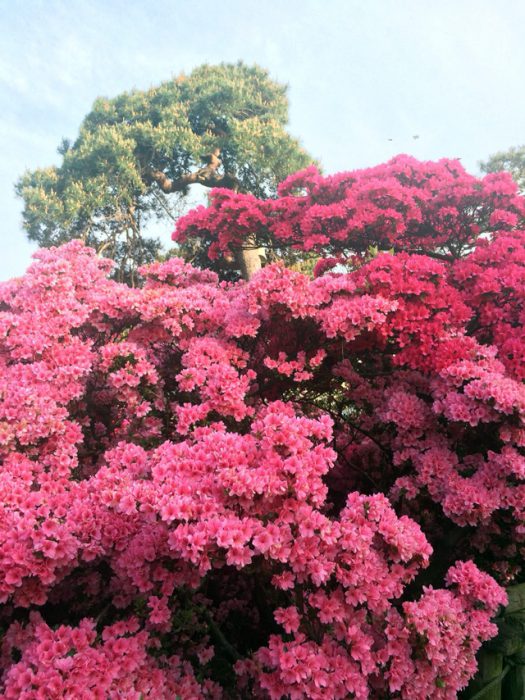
{"left": 0, "top": 155, "right": 524, "bottom": 698}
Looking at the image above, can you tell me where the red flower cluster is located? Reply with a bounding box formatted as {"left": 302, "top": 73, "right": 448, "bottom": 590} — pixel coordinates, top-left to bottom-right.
{"left": 1, "top": 154, "right": 523, "bottom": 697}
{"left": 174, "top": 155, "right": 524, "bottom": 260}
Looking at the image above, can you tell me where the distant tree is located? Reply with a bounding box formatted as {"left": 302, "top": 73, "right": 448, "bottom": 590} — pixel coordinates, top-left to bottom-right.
{"left": 481, "top": 144, "right": 525, "bottom": 192}
{"left": 16, "top": 62, "right": 313, "bottom": 282}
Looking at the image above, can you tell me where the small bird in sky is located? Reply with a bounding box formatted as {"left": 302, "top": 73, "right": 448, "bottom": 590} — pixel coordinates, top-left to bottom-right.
{"left": 386, "top": 135, "right": 421, "bottom": 142}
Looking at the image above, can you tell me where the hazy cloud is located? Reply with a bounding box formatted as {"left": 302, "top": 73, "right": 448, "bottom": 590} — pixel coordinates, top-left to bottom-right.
{"left": 1, "top": 0, "right": 525, "bottom": 278}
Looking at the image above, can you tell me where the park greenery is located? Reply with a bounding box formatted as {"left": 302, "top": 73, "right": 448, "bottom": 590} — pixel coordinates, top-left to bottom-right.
{"left": 15, "top": 62, "right": 312, "bottom": 282}
{"left": 481, "top": 145, "right": 525, "bottom": 193}
{"left": 2, "top": 62, "right": 525, "bottom": 698}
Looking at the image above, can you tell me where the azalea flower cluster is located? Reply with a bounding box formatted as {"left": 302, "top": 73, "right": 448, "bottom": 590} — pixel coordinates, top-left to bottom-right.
{"left": 1, "top": 615, "right": 220, "bottom": 699}
{"left": 1, "top": 155, "right": 523, "bottom": 697}
{"left": 174, "top": 155, "right": 525, "bottom": 261}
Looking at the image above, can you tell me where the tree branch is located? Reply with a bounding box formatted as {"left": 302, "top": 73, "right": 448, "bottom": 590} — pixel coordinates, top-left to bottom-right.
{"left": 201, "top": 608, "right": 241, "bottom": 662}
{"left": 145, "top": 149, "right": 239, "bottom": 193}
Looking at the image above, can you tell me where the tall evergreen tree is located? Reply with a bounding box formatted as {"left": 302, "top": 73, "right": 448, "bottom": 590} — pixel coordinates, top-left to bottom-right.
{"left": 16, "top": 62, "right": 313, "bottom": 282}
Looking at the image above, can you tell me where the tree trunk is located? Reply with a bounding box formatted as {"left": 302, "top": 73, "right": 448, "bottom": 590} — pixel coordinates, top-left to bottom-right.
{"left": 235, "top": 237, "right": 266, "bottom": 281}
{"left": 147, "top": 151, "right": 264, "bottom": 280}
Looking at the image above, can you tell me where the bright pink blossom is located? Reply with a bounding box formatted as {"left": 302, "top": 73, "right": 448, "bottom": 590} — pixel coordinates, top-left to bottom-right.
{"left": 2, "top": 154, "right": 523, "bottom": 696}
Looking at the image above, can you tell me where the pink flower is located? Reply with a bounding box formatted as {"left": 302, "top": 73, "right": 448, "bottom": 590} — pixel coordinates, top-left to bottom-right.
{"left": 274, "top": 606, "right": 301, "bottom": 634}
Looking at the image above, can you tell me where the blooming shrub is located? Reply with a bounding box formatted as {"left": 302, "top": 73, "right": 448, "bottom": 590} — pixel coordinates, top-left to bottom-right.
{"left": 0, "top": 155, "right": 523, "bottom": 698}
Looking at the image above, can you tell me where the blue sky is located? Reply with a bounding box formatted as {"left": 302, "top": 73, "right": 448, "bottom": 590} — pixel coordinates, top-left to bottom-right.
{"left": 1, "top": 0, "right": 525, "bottom": 280}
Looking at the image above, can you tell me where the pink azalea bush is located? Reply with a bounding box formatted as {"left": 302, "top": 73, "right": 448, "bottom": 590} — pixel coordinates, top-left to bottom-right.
{"left": 1, "top": 155, "right": 523, "bottom": 697}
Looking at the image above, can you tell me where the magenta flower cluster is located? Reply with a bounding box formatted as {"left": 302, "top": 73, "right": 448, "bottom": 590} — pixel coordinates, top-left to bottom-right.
{"left": 0, "top": 154, "right": 523, "bottom": 698}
